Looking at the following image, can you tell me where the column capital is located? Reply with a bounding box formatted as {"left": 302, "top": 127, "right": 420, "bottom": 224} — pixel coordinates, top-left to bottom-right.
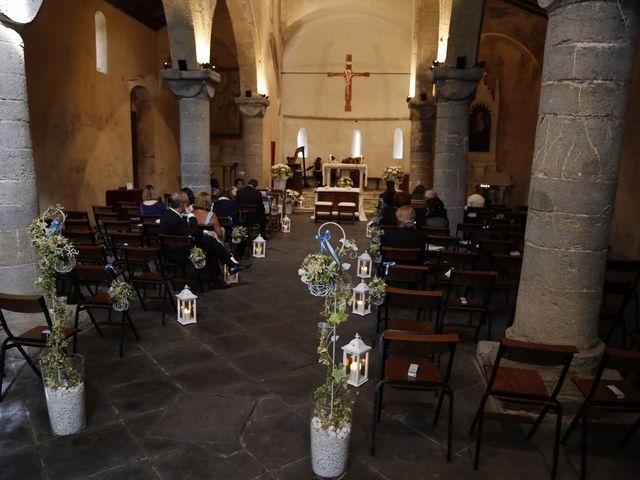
{"left": 0, "top": 1, "right": 43, "bottom": 30}
{"left": 407, "top": 98, "right": 436, "bottom": 121}
{"left": 161, "top": 68, "right": 221, "bottom": 100}
{"left": 432, "top": 65, "right": 484, "bottom": 102}
{"left": 235, "top": 96, "right": 270, "bottom": 118}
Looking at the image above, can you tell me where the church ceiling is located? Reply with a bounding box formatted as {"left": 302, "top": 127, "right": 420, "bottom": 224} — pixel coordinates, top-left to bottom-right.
{"left": 105, "top": 0, "right": 166, "bottom": 30}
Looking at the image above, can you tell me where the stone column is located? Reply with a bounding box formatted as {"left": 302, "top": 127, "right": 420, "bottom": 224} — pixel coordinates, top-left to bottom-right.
{"left": 0, "top": 1, "right": 44, "bottom": 294}
{"left": 235, "top": 97, "right": 269, "bottom": 185}
{"left": 508, "top": 0, "right": 639, "bottom": 365}
{"left": 432, "top": 65, "right": 484, "bottom": 229}
{"left": 162, "top": 69, "right": 220, "bottom": 193}
{"left": 407, "top": 98, "right": 436, "bottom": 190}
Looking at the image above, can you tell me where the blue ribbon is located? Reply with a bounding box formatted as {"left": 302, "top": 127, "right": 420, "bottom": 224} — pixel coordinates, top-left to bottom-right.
{"left": 382, "top": 261, "right": 396, "bottom": 277}
{"left": 315, "top": 229, "right": 340, "bottom": 266}
{"left": 49, "top": 218, "right": 61, "bottom": 236}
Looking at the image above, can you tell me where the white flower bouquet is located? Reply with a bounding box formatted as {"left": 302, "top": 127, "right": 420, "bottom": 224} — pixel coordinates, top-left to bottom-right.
{"left": 271, "top": 163, "right": 294, "bottom": 180}
{"left": 285, "top": 189, "right": 301, "bottom": 204}
{"left": 381, "top": 165, "right": 405, "bottom": 184}
{"left": 336, "top": 177, "right": 353, "bottom": 188}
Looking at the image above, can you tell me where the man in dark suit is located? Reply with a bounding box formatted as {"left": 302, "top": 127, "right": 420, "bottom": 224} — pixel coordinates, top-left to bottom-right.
{"left": 381, "top": 206, "right": 428, "bottom": 255}
{"left": 235, "top": 178, "right": 267, "bottom": 237}
{"left": 160, "top": 191, "right": 243, "bottom": 288}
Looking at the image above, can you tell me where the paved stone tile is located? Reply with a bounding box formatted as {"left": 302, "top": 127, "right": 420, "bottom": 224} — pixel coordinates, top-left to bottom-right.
{"left": 0, "top": 399, "right": 34, "bottom": 453}
{"left": 203, "top": 331, "right": 271, "bottom": 358}
{"left": 0, "top": 445, "right": 43, "bottom": 479}
{"left": 261, "top": 364, "right": 323, "bottom": 408}
{"left": 86, "top": 354, "right": 167, "bottom": 389}
{"left": 40, "top": 423, "right": 144, "bottom": 480}
{"left": 123, "top": 410, "right": 192, "bottom": 458}
{"left": 147, "top": 392, "right": 255, "bottom": 443}
{"left": 243, "top": 410, "right": 309, "bottom": 471}
{"left": 230, "top": 346, "right": 306, "bottom": 381}
{"left": 106, "top": 378, "right": 181, "bottom": 418}
{"left": 87, "top": 461, "right": 161, "bottom": 479}
{"left": 148, "top": 341, "right": 218, "bottom": 374}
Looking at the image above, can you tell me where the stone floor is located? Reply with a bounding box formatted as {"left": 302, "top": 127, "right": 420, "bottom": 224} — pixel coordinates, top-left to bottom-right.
{"left": 1, "top": 215, "right": 638, "bottom": 479}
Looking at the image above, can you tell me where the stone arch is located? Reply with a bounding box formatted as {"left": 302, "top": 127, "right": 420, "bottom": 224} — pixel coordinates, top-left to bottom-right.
{"left": 224, "top": 0, "right": 258, "bottom": 93}
{"left": 130, "top": 86, "right": 155, "bottom": 188}
{"left": 480, "top": 32, "right": 541, "bottom": 69}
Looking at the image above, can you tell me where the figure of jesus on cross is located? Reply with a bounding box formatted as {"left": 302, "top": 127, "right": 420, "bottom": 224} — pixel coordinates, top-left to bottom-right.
{"left": 327, "top": 54, "right": 370, "bottom": 112}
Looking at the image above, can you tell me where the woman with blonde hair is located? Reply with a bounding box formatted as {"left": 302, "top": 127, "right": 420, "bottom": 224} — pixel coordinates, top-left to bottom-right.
{"left": 193, "top": 191, "right": 224, "bottom": 243}
{"left": 139, "top": 184, "right": 166, "bottom": 216}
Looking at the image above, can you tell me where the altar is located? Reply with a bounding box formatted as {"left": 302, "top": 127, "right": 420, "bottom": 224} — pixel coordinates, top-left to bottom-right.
{"left": 322, "top": 164, "right": 368, "bottom": 188}
{"left": 314, "top": 186, "right": 367, "bottom": 221}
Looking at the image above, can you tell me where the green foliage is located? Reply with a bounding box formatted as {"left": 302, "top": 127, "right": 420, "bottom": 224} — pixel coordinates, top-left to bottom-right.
{"left": 108, "top": 279, "right": 136, "bottom": 304}
{"left": 189, "top": 246, "right": 206, "bottom": 263}
{"left": 231, "top": 226, "right": 248, "bottom": 241}
{"left": 40, "top": 302, "right": 81, "bottom": 390}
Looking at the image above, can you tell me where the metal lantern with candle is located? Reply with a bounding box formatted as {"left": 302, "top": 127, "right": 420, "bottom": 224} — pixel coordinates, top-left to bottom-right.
{"left": 356, "top": 251, "right": 372, "bottom": 279}
{"left": 282, "top": 215, "right": 291, "bottom": 233}
{"left": 365, "top": 220, "right": 374, "bottom": 238}
{"left": 352, "top": 281, "right": 371, "bottom": 316}
{"left": 252, "top": 234, "right": 266, "bottom": 258}
{"left": 341, "top": 333, "right": 371, "bottom": 387}
{"left": 223, "top": 264, "right": 238, "bottom": 284}
{"left": 176, "top": 285, "right": 197, "bottom": 325}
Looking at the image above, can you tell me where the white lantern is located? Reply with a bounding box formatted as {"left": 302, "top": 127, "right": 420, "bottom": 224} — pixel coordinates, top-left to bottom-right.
{"left": 223, "top": 264, "right": 238, "bottom": 284}
{"left": 365, "top": 220, "right": 374, "bottom": 238}
{"left": 352, "top": 281, "right": 371, "bottom": 316}
{"left": 281, "top": 215, "right": 291, "bottom": 233}
{"left": 357, "top": 251, "right": 372, "bottom": 279}
{"left": 176, "top": 285, "right": 197, "bottom": 325}
{"left": 341, "top": 333, "right": 371, "bottom": 387}
{"left": 252, "top": 234, "right": 266, "bottom": 258}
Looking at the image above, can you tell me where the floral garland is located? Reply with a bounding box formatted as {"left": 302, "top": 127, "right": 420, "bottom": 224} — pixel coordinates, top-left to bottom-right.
{"left": 189, "top": 246, "right": 206, "bottom": 265}
{"left": 336, "top": 177, "right": 354, "bottom": 188}
{"left": 29, "top": 205, "right": 80, "bottom": 390}
{"left": 271, "top": 163, "right": 294, "bottom": 180}
{"left": 381, "top": 165, "right": 405, "bottom": 184}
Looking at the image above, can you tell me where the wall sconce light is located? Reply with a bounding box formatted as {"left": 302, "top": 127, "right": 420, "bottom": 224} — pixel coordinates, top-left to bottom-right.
{"left": 245, "top": 90, "right": 252, "bottom": 98}
{"left": 163, "top": 59, "right": 172, "bottom": 69}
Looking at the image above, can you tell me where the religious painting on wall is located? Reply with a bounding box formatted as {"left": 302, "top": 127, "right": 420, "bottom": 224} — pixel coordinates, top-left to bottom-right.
{"left": 211, "top": 68, "right": 241, "bottom": 137}
{"left": 469, "top": 104, "right": 491, "bottom": 152}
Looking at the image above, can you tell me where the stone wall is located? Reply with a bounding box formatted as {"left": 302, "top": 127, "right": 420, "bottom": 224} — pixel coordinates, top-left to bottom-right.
{"left": 22, "top": 0, "right": 180, "bottom": 212}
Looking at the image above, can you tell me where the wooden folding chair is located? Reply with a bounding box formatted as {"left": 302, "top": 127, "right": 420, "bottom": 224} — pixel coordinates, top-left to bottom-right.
{"left": 441, "top": 269, "right": 497, "bottom": 340}
{"left": 561, "top": 346, "right": 640, "bottom": 480}
{"left": 121, "top": 246, "right": 175, "bottom": 326}
{"left": 377, "top": 286, "right": 444, "bottom": 335}
{"left": 432, "top": 251, "right": 480, "bottom": 290}
{"left": 371, "top": 331, "right": 460, "bottom": 461}
{"left": 470, "top": 338, "right": 578, "bottom": 479}
{"left": 0, "top": 292, "right": 79, "bottom": 400}
{"left": 380, "top": 246, "right": 422, "bottom": 266}
{"left": 73, "top": 264, "right": 139, "bottom": 357}
{"left": 385, "top": 264, "right": 430, "bottom": 290}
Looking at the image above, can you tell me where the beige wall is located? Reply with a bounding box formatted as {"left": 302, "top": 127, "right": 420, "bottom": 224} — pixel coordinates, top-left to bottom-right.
{"left": 23, "top": 0, "right": 180, "bottom": 212}
{"left": 611, "top": 31, "right": 640, "bottom": 259}
{"left": 478, "top": 0, "right": 546, "bottom": 207}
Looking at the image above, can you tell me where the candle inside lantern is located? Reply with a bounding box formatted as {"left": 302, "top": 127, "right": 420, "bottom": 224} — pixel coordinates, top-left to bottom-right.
{"left": 350, "top": 361, "right": 358, "bottom": 373}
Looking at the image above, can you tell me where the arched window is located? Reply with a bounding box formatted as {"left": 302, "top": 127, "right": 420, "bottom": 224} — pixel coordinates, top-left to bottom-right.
{"left": 297, "top": 127, "right": 308, "bottom": 158}
{"left": 393, "top": 128, "right": 403, "bottom": 160}
{"left": 95, "top": 11, "right": 108, "bottom": 74}
{"left": 351, "top": 128, "right": 362, "bottom": 158}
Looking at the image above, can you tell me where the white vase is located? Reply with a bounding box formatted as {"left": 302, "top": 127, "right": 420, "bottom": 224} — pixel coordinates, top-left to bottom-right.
{"left": 274, "top": 178, "right": 287, "bottom": 191}
{"left": 41, "top": 354, "right": 86, "bottom": 436}
{"left": 310, "top": 417, "right": 351, "bottom": 479}
{"left": 285, "top": 203, "right": 294, "bottom": 215}
{"left": 112, "top": 299, "right": 129, "bottom": 311}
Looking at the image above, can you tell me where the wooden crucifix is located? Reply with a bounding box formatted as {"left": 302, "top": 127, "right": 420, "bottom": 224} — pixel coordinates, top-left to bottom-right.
{"left": 327, "top": 54, "right": 370, "bottom": 112}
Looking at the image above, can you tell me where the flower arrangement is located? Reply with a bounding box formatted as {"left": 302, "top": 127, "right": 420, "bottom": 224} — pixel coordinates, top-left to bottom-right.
{"left": 271, "top": 163, "right": 294, "bottom": 180}
{"left": 381, "top": 165, "right": 405, "bottom": 184}
{"left": 189, "top": 246, "right": 206, "bottom": 268}
{"left": 336, "top": 177, "right": 354, "bottom": 188}
{"left": 368, "top": 276, "right": 387, "bottom": 306}
{"left": 29, "top": 205, "right": 80, "bottom": 390}
{"left": 285, "top": 189, "right": 301, "bottom": 204}
{"left": 231, "top": 226, "right": 248, "bottom": 242}
{"left": 368, "top": 241, "right": 381, "bottom": 264}
{"left": 108, "top": 279, "right": 136, "bottom": 306}
{"left": 299, "top": 253, "right": 341, "bottom": 285}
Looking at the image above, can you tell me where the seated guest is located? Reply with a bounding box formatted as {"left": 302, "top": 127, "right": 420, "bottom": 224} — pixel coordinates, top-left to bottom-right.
{"left": 193, "top": 192, "right": 224, "bottom": 244}
{"left": 231, "top": 178, "right": 244, "bottom": 198}
{"left": 425, "top": 190, "right": 449, "bottom": 228}
{"left": 411, "top": 184, "right": 426, "bottom": 200}
{"left": 466, "top": 187, "right": 486, "bottom": 208}
{"left": 181, "top": 187, "right": 195, "bottom": 212}
{"left": 213, "top": 188, "right": 239, "bottom": 225}
{"left": 236, "top": 178, "right": 267, "bottom": 237}
{"left": 379, "top": 189, "right": 397, "bottom": 226}
{"left": 210, "top": 177, "right": 221, "bottom": 198}
{"left": 160, "top": 191, "right": 243, "bottom": 289}
{"left": 381, "top": 205, "right": 428, "bottom": 255}
{"left": 139, "top": 185, "right": 166, "bottom": 216}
